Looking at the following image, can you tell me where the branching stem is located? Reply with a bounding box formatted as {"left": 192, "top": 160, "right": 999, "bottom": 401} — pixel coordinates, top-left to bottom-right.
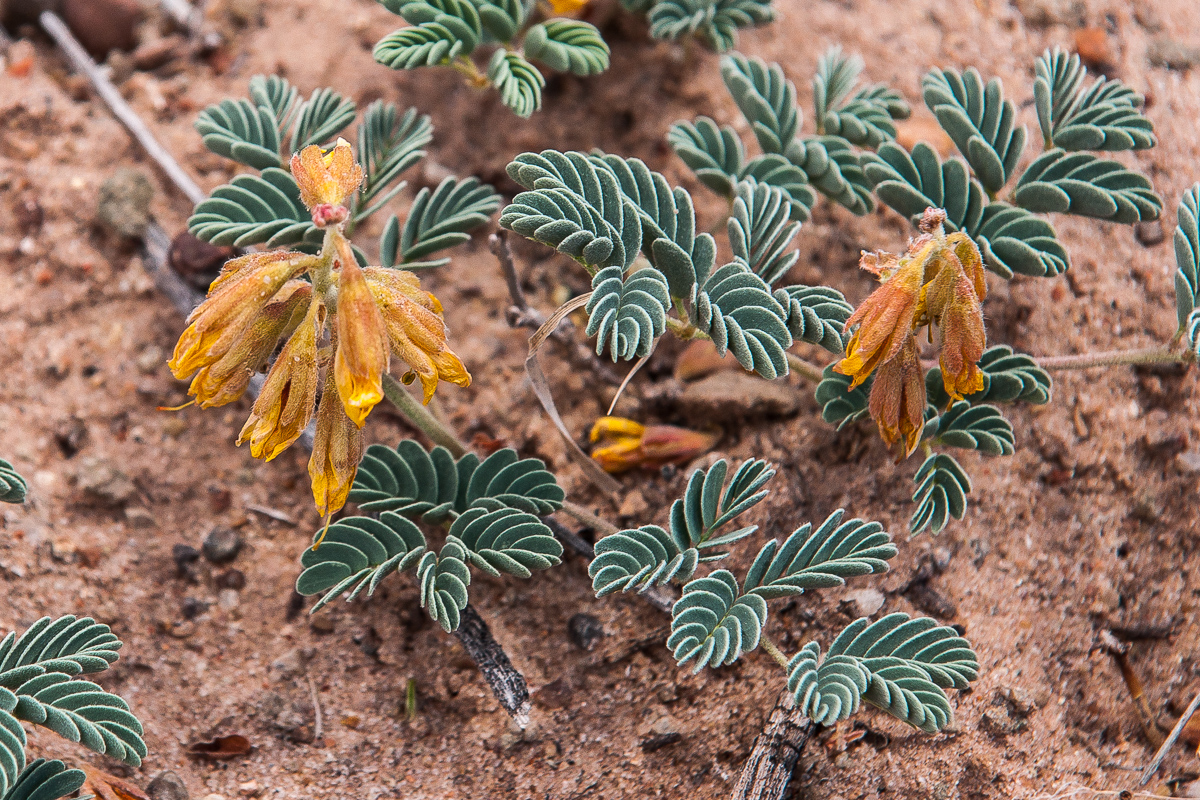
{"left": 381, "top": 373, "right": 468, "bottom": 458}
{"left": 1035, "top": 346, "right": 1188, "bottom": 371}
{"left": 784, "top": 352, "right": 827, "bottom": 383}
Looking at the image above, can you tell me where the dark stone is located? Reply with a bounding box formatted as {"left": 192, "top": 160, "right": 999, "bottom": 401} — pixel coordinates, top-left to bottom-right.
{"left": 61, "top": 0, "right": 142, "bottom": 58}
{"left": 169, "top": 233, "right": 233, "bottom": 292}
{"left": 172, "top": 544, "right": 200, "bottom": 575}
{"left": 1135, "top": 220, "right": 1165, "bottom": 247}
{"left": 567, "top": 613, "right": 604, "bottom": 651}
{"left": 215, "top": 569, "right": 246, "bottom": 590}
{"left": 146, "top": 770, "right": 189, "bottom": 800}
{"left": 201, "top": 526, "right": 242, "bottom": 564}
{"left": 181, "top": 597, "right": 209, "bottom": 619}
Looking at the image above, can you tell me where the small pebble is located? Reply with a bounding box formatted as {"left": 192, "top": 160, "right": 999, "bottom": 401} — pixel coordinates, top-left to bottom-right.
{"left": 75, "top": 456, "right": 136, "bottom": 506}
{"left": 1073, "top": 27, "right": 1111, "bottom": 70}
{"left": 173, "top": 544, "right": 200, "bottom": 576}
{"left": 136, "top": 344, "right": 164, "bottom": 374}
{"left": 309, "top": 614, "right": 335, "bottom": 634}
{"left": 124, "top": 507, "right": 156, "bottom": 528}
{"left": 202, "top": 526, "right": 242, "bottom": 564}
{"left": 842, "top": 587, "right": 886, "bottom": 617}
{"left": 169, "top": 233, "right": 233, "bottom": 291}
{"left": 1135, "top": 220, "right": 1165, "bottom": 247}
{"left": 216, "top": 569, "right": 246, "bottom": 590}
{"left": 217, "top": 588, "right": 240, "bottom": 610}
{"left": 146, "top": 770, "right": 189, "bottom": 800}
{"left": 61, "top": 0, "right": 142, "bottom": 57}
{"left": 96, "top": 169, "right": 154, "bottom": 239}
{"left": 1149, "top": 38, "right": 1200, "bottom": 70}
{"left": 181, "top": 597, "right": 209, "bottom": 619}
{"left": 567, "top": 613, "right": 603, "bottom": 651}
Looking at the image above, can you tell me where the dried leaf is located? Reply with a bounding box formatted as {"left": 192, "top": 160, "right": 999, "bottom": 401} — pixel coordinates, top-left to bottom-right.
{"left": 81, "top": 764, "right": 152, "bottom": 800}
{"left": 186, "top": 734, "right": 253, "bottom": 759}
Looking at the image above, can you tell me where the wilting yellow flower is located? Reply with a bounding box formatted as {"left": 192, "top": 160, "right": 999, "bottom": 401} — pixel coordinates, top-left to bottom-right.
{"left": 590, "top": 416, "right": 718, "bottom": 474}
{"left": 237, "top": 299, "right": 324, "bottom": 460}
{"left": 547, "top": 0, "right": 590, "bottom": 14}
{"left": 364, "top": 267, "right": 471, "bottom": 404}
{"left": 309, "top": 370, "right": 364, "bottom": 516}
{"left": 185, "top": 280, "right": 312, "bottom": 408}
{"left": 836, "top": 208, "right": 987, "bottom": 454}
{"left": 334, "top": 260, "right": 389, "bottom": 426}
{"left": 867, "top": 335, "right": 926, "bottom": 457}
{"left": 169, "top": 251, "right": 316, "bottom": 390}
{"left": 291, "top": 138, "right": 363, "bottom": 212}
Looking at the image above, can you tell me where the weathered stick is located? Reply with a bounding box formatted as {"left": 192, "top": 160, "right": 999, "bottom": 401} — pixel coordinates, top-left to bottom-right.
{"left": 1140, "top": 688, "right": 1200, "bottom": 785}
{"left": 39, "top": 11, "right": 207, "bottom": 206}
{"left": 729, "top": 692, "right": 814, "bottom": 800}
{"left": 453, "top": 604, "right": 531, "bottom": 726}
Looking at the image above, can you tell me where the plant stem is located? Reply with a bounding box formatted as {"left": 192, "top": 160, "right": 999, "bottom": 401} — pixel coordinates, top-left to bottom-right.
{"left": 1035, "top": 347, "right": 1188, "bottom": 371}
{"left": 759, "top": 635, "right": 789, "bottom": 669}
{"left": 559, "top": 500, "right": 621, "bottom": 538}
{"left": 381, "top": 373, "right": 468, "bottom": 458}
{"left": 785, "top": 352, "right": 827, "bottom": 383}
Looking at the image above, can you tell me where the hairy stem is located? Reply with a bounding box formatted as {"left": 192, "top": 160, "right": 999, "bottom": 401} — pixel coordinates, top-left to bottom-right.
{"left": 759, "top": 635, "right": 790, "bottom": 669}
{"left": 785, "top": 352, "right": 827, "bottom": 383}
{"left": 1035, "top": 347, "right": 1188, "bottom": 371}
{"left": 381, "top": 373, "right": 468, "bottom": 458}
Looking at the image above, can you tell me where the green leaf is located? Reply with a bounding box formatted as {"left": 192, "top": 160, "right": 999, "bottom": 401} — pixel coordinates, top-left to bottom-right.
{"left": 1175, "top": 184, "right": 1200, "bottom": 342}
{"left": 791, "top": 136, "right": 874, "bottom": 215}
{"left": 813, "top": 46, "right": 909, "bottom": 148}
{"left": 688, "top": 260, "right": 793, "bottom": 378}
{"left": 374, "top": 22, "right": 471, "bottom": 69}
{"left": 396, "top": 176, "right": 501, "bottom": 267}
{"left": 11, "top": 673, "right": 145, "bottom": 766}
{"left": 503, "top": 151, "right": 642, "bottom": 270}
{"left": 743, "top": 510, "right": 897, "bottom": 600}
{"left": 774, "top": 285, "right": 852, "bottom": 355}
{"left": 668, "top": 570, "right": 767, "bottom": 671}
{"left": 925, "top": 345, "right": 1052, "bottom": 407}
{"left": 1014, "top": 148, "right": 1162, "bottom": 223}
{"left": 350, "top": 440, "right": 565, "bottom": 518}
{"left": 668, "top": 117, "right": 746, "bottom": 197}
{"left": 488, "top": 50, "right": 545, "bottom": 118}
{"left": 910, "top": 453, "right": 970, "bottom": 535}
{"left": 973, "top": 202, "right": 1069, "bottom": 277}
{"left": 1034, "top": 47, "right": 1154, "bottom": 152}
{"left": 0, "top": 460, "right": 27, "bottom": 504}
{"left": 195, "top": 98, "right": 282, "bottom": 170}
{"left": 586, "top": 265, "right": 671, "bottom": 361}
{"left": 451, "top": 507, "right": 562, "bottom": 579}
{"left": 3, "top": 759, "right": 85, "bottom": 800}
{"left": 791, "top": 614, "right": 977, "bottom": 731}
{"left": 925, "top": 402, "right": 1014, "bottom": 456}
{"left": 815, "top": 364, "right": 870, "bottom": 428}
{"left": 187, "top": 169, "right": 320, "bottom": 248}
{"left": 355, "top": 101, "right": 433, "bottom": 217}
{"left": 728, "top": 180, "right": 800, "bottom": 285}
{"left": 523, "top": 20, "right": 610, "bottom": 77}
{"left": 248, "top": 74, "right": 300, "bottom": 136}
{"left": 296, "top": 513, "right": 427, "bottom": 611}
{"left": 922, "top": 66, "right": 1025, "bottom": 194}
{"left": 476, "top": 0, "right": 526, "bottom": 41}
{"left": 647, "top": 0, "right": 774, "bottom": 52}
{"left": 396, "top": 0, "right": 482, "bottom": 53}
{"left": 418, "top": 539, "right": 472, "bottom": 632}
{"left": 0, "top": 700, "right": 27, "bottom": 800}
{"left": 669, "top": 458, "right": 774, "bottom": 552}
{"left": 0, "top": 617, "right": 120, "bottom": 683}
{"left": 740, "top": 154, "right": 815, "bottom": 222}
{"left": 721, "top": 53, "right": 801, "bottom": 159}
{"left": 590, "top": 525, "right": 699, "bottom": 596}
{"left": 290, "top": 88, "right": 356, "bottom": 152}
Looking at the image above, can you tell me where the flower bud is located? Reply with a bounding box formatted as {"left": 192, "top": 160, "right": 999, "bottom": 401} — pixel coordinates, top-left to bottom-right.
{"left": 589, "top": 416, "right": 719, "bottom": 474}
{"left": 291, "top": 138, "right": 363, "bottom": 217}
{"left": 334, "top": 260, "right": 389, "bottom": 426}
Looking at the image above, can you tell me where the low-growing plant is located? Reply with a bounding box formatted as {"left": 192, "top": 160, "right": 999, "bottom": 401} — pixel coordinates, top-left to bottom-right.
{"left": 0, "top": 469, "right": 148, "bottom": 800}
{"left": 620, "top": 0, "right": 776, "bottom": 52}
{"left": 373, "top": 0, "right": 611, "bottom": 118}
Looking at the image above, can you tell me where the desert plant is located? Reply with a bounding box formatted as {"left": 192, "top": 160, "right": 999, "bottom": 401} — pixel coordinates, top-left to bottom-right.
{"left": 176, "top": 79, "right": 500, "bottom": 516}
{"left": 0, "top": 614, "right": 146, "bottom": 800}
{"left": 621, "top": 0, "right": 776, "bottom": 52}
{"left": 295, "top": 440, "right": 565, "bottom": 631}
{"left": 589, "top": 457, "right": 978, "bottom": 731}
{"left": 0, "top": 459, "right": 26, "bottom": 505}
{"left": 373, "top": 0, "right": 610, "bottom": 118}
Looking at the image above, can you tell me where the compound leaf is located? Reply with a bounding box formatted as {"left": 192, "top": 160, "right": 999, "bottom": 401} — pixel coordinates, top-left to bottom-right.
{"left": 3, "top": 759, "right": 84, "bottom": 800}
{"left": 589, "top": 525, "right": 699, "bottom": 595}
{"left": 1014, "top": 148, "right": 1162, "bottom": 223}
{"left": 1175, "top": 184, "right": 1200, "bottom": 349}
{"left": 728, "top": 180, "right": 800, "bottom": 285}
{"left": 721, "top": 53, "right": 801, "bottom": 159}
{"left": 0, "top": 460, "right": 27, "bottom": 504}
{"left": 774, "top": 285, "right": 852, "bottom": 354}
{"left": 925, "top": 345, "right": 1052, "bottom": 407}
{"left": 669, "top": 458, "right": 774, "bottom": 553}
{"left": 296, "top": 513, "right": 427, "bottom": 611}
{"left": 290, "top": 87, "right": 356, "bottom": 152}
{"left": 488, "top": 50, "right": 545, "bottom": 118}
{"left": 1034, "top": 47, "right": 1154, "bottom": 152}
{"left": 392, "top": 176, "right": 500, "bottom": 268}
{"left": 523, "top": 20, "right": 610, "bottom": 77}
{"left": 668, "top": 117, "right": 746, "bottom": 197}
{"left": 924, "top": 402, "right": 1015, "bottom": 456}
{"left": 585, "top": 266, "right": 671, "bottom": 362}
{"left": 668, "top": 570, "right": 767, "bottom": 671}
{"left": 922, "top": 66, "right": 1025, "bottom": 194}
{"left": 418, "top": 539, "right": 472, "bottom": 632}
{"left": 910, "top": 453, "right": 970, "bottom": 535}
{"left": 355, "top": 101, "right": 433, "bottom": 217}
{"left": 815, "top": 364, "right": 870, "bottom": 428}
{"left": 195, "top": 97, "right": 282, "bottom": 170}
{"left": 688, "top": 260, "right": 793, "bottom": 378}
{"left": 0, "top": 617, "right": 120, "bottom": 683}
{"left": 451, "top": 507, "right": 562, "bottom": 579}
{"left": 187, "top": 169, "right": 319, "bottom": 249}
{"left": 10, "top": 674, "right": 145, "bottom": 766}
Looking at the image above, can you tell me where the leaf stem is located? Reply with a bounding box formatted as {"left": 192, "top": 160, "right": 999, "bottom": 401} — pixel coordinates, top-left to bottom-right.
{"left": 785, "top": 352, "right": 827, "bottom": 383}
{"left": 760, "top": 635, "right": 789, "bottom": 669}
{"left": 1035, "top": 347, "right": 1188, "bottom": 371}
{"left": 381, "top": 373, "right": 468, "bottom": 457}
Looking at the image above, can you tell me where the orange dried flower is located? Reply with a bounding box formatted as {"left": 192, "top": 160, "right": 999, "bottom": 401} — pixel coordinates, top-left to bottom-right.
{"left": 334, "top": 260, "right": 389, "bottom": 426}
{"left": 835, "top": 209, "right": 987, "bottom": 454}
{"left": 309, "top": 370, "right": 364, "bottom": 517}
{"left": 590, "top": 416, "right": 718, "bottom": 473}
{"left": 291, "top": 138, "right": 363, "bottom": 223}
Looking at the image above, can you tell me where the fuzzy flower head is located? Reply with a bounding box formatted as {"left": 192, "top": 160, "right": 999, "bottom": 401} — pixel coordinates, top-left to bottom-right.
{"left": 291, "top": 138, "right": 363, "bottom": 227}
{"left": 835, "top": 208, "right": 987, "bottom": 455}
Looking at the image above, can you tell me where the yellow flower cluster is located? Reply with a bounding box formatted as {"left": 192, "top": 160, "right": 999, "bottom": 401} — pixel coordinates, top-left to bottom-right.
{"left": 836, "top": 209, "right": 987, "bottom": 457}
{"left": 169, "top": 141, "right": 470, "bottom": 515}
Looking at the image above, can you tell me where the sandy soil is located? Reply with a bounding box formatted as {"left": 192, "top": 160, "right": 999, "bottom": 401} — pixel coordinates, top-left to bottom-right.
{"left": 3, "top": 0, "right": 1200, "bottom": 798}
